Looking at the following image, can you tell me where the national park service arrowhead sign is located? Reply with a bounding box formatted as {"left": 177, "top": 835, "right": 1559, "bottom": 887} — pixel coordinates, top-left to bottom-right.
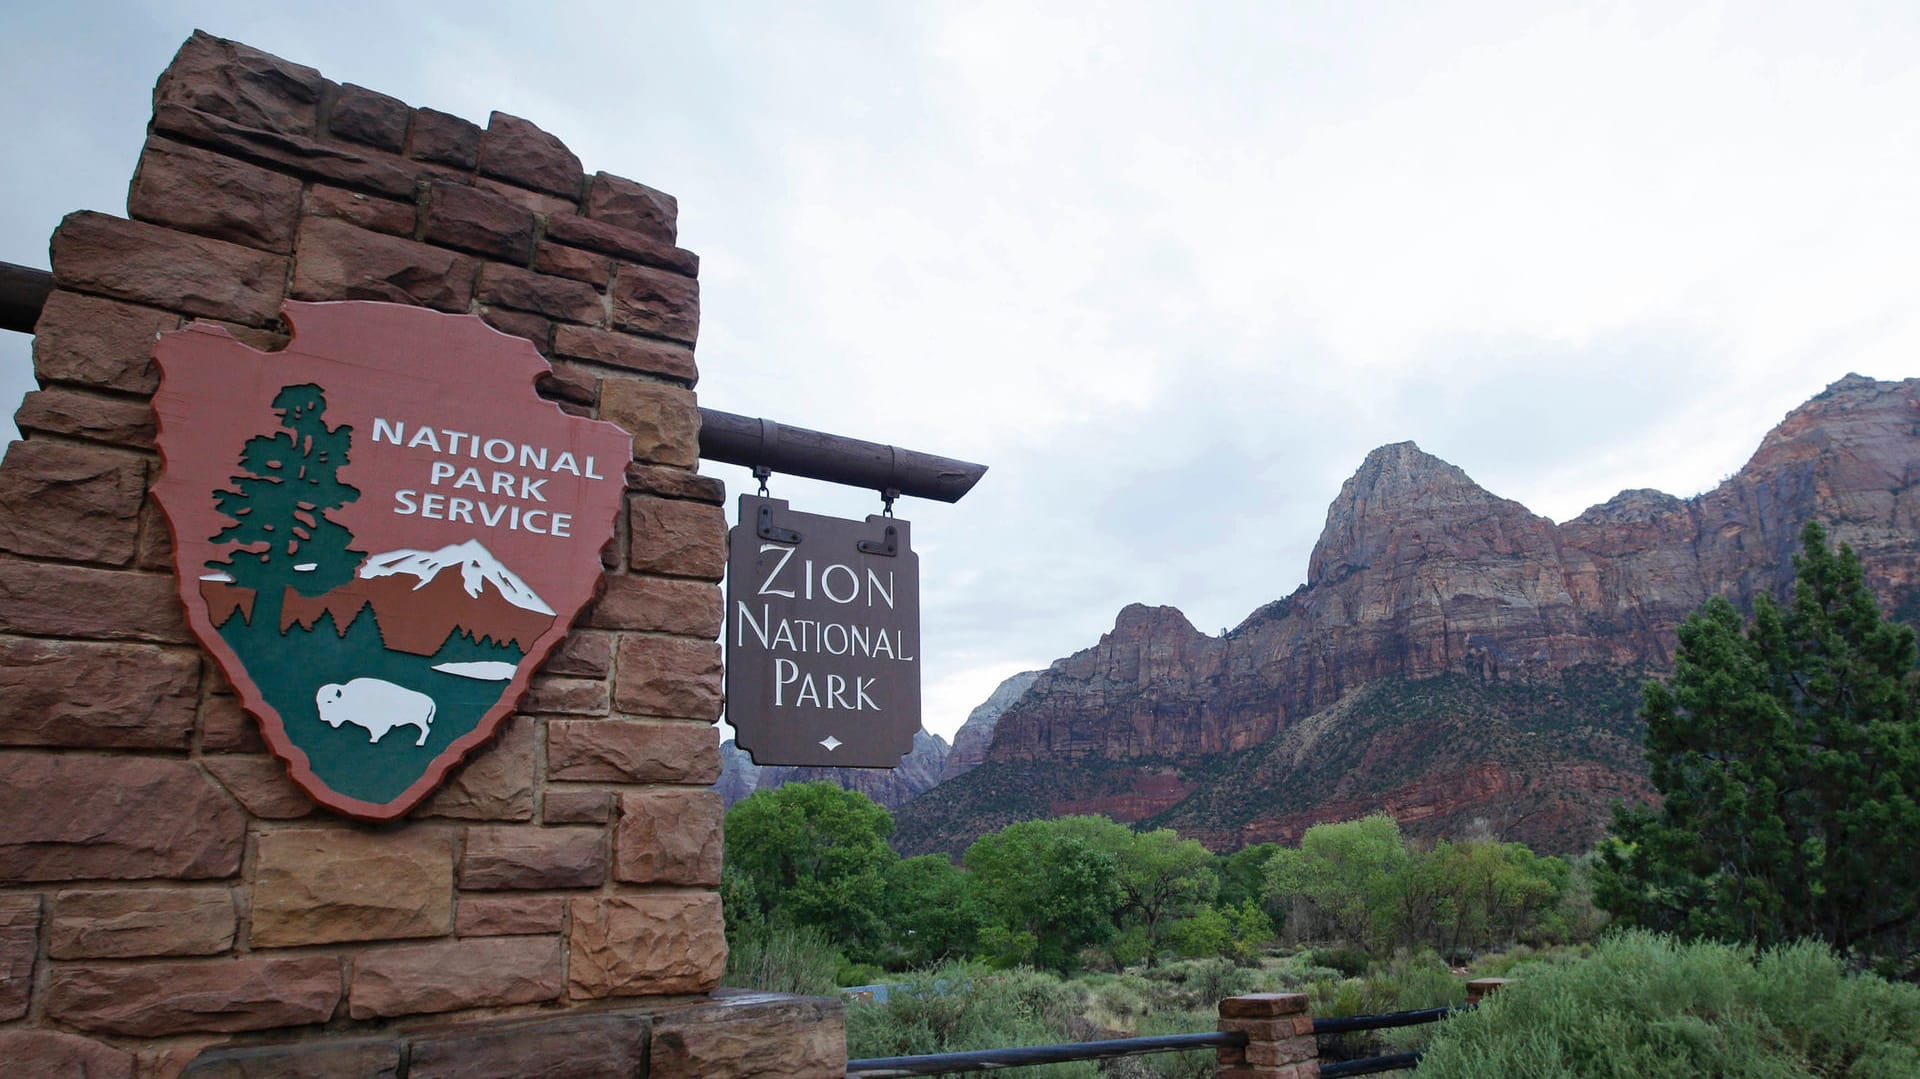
{"left": 726, "top": 495, "right": 921, "bottom": 768}
{"left": 151, "top": 301, "right": 631, "bottom": 820}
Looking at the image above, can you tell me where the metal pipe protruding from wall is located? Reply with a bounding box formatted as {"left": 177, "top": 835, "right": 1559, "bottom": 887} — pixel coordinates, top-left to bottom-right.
{"left": 0, "top": 260, "right": 988, "bottom": 504}
{"left": 0, "top": 261, "right": 52, "bottom": 335}
{"left": 695, "top": 409, "right": 985, "bottom": 504}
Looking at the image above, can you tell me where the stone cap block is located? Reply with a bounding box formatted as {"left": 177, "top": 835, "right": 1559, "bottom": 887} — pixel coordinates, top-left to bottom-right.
{"left": 1220, "top": 992, "right": 1310, "bottom": 1018}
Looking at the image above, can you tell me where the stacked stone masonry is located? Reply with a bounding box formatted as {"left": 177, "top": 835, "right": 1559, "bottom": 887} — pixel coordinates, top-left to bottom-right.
{"left": 0, "top": 31, "right": 844, "bottom": 1077}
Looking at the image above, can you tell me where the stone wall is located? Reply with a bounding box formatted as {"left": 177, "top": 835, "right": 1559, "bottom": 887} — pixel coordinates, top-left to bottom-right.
{"left": 0, "top": 31, "right": 842, "bottom": 1077}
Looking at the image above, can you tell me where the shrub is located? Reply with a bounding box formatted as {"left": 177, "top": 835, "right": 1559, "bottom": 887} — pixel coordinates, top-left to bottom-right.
{"left": 723, "top": 923, "right": 843, "bottom": 996}
{"left": 1311, "top": 944, "right": 1372, "bottom": 977}
{"left": 844, "top": 962, "right": 1099, "bottom": 1078}
{"left": 1420, "top": 931, "right": 1920, "bottom": 1078}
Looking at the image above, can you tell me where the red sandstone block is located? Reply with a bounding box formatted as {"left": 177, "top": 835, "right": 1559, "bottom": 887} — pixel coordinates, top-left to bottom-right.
{"left": 291, "top": 216, "right": 476, "bottom": 312}
{"left": 14, "top": 388, "right": 158, "bottom": 449}
{"left": 476, "top": 262, "right": 604, "bottom": 325}
{"left": 1245, "top": 1038, "right": 1319, "bottom": 1067}
{"left": 552, "top": 324, "right": 697, "bottom": 384}
{"left": 413, "top": 715, "right": 536, "bottom": 822}
{"left": 599, "top": 376, "right": 700, "bottom": 467}
{"left": 477, "top": 176, "right": 578, "bottom": 217}
{"left": 624, "top": 462, "right": 726, "bottom": 505}
{"left": 647, "top": 986, "right": 846, "bottom": 1077}
{"left": 0, "top": 1031, "right": 135, "bottom": 1078}
{"left": 542, "top": 787, "right": 614, "bottom": 824}
{"left": 481, "top": 307, "right": 555, "bottom": 352}
{"left": 30, "top": 290, "right": 176, "bottom": 395}
{"left": 0, "top": 896, "right": 38, "bottom": 1020}
{"left": 152, "top": 103, "right": 417, "bottom": 200}
{"left": 547, "top": 718, "right": 721, "bottom": 784}
{"left": 0, "top": 636, "right": 198, "bottom": 750}
{"left": 0, "top": 754, "right": 246, "bottom": 883}
{"left": 0, "top": 440, "right": 148, "bottom": 566}
{"left": 542, "top": 630, "right": 614, "bottom": 678}
{"left": 567, "top": 893, "right": 723, "bottom": 999}
{"left": 1220, "top": 993, "right": 1311, "bottom": 1018}
{"left": 459, "top": 825, "right": 607, "bottom": 890}
{"left": 545, "top": 213, "right": 698, "bottom": 277}
{"left": 423, "top": 180, "right": 535, "bottom": 262}
{"left": 614, "top": 789, "right": 723, "bottom": 885}
{"left": 586, "top": 574, "right": 721, "bottom": 637}
{"left": 406, "top": 1012, "right": 649, "bottom": 1079}
{"left": 129, "top": 138, "right": 303, "bottom": 253}
{"left": 51, "top": 211, "right": 286, "bottom": 326}
{"left": 154, "top": 31, "right": 327, "bottom": 136}
{"left": 348, "top": 935, "right": 565, "bottom": 1019}
{"left": 538, "top": 361, "right": 598, "bottom": 407}
{"left": 199, "top": 688, "right": 265, "bottom": 753}
{"left": 202, "top": 755, "right": 317, "bottom": 819}
{"left": 1220, "top": 1017, "right": 1305, "bottom": 1040}
{"left": 328, "top": 83, "right": 410, "bottom": 152}
{"left": 175, "top": 1037, "right": 400, "bottom": 1078}
{"left": 0, "top": 561, "right": 190, "bottom": 644}
{"left": 454, "top": 894, "right": 567, "bottom": 937}
{"left": 477, "top": 112, "right": 583, "bottom": 198}
{"left": 610, "top": 262, "right": 700, "bottom": 344}
{"left": 520, "top": 675, "right": 610, "bottom": 716}
{"left": 410, "top": 107, "right": 483, "bottom": 169}
{"left": 586, "top": 172, "right": 678, "bottom": 244}
{"left": 626, "top": 495, "right": 726, "bottom": 580}
{"left": 48, "top": 887, "right": 236, "bottom": 959}
{"left": 135, "top": 497, "right": 175, "bottom": 572}
{"left": 251, "top": 828, "right": 453, "bottom": 948}
{"left": 304, "top": 184, "right": 415, "bottom": 236}
{"left": 611, "top": 636, "right": 723, "bottom": 720}
{"left": 47, "top": 954, "right": 342, "bottom": 1036}
{"left": 532, "top": 240, "right": 612, "bottom": 286}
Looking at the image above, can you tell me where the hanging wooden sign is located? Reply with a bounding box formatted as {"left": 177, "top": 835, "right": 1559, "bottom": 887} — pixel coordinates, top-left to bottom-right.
{"left": 150, "top": 300, "right": 630, "bottom": 820}
{"left": 726, "top": 495, "right": 921, "bottom": 767}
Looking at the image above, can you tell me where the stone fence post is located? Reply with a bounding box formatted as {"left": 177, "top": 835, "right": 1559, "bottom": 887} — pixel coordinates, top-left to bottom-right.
{"left": 1216, "top": 992, "right": 1318, "bottom": 1078}
{"left": 1465, "top": 977, "right": 1510, "bottom": 1005}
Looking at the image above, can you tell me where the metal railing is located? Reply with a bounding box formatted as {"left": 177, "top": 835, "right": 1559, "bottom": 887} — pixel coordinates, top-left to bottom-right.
{"left": 847, "top": 1030, "right": 1243, "bottom": 1076}
{"left": 844, "top": 1001, "right": 1474, "bottom": 1077}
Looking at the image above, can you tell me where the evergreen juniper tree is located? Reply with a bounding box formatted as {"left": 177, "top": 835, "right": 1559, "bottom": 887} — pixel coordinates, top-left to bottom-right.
{"left": 208, "top": 384, "right": 363, "bottom": 631}
{"left": 1597, "top": 521, "right": 1920, "bottom": 967}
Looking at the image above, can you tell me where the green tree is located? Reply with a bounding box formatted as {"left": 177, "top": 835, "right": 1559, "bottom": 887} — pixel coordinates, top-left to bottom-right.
{"left": 964, "top": 819, "right": 1122, "bottom": 974}
{"left": 1597, "top": 521, "right": 1920, "bottom": 964}
{"left": 1048, "top": 816, "right": 1218, "bottom": 968}
{"left": 1426, "top": 839, "right": 1565, "bottom": 958}
{"left": 208, "top": 383, "right": 362, "bottom": 631}
{"left": 883, "top": 854, "right": 983, "bottom": 967}
{"left": 1265, "top": 814, "right": 1409, "bottom": 955}
{"left": 723, "top": 782, "right": 896, "bottom": 958}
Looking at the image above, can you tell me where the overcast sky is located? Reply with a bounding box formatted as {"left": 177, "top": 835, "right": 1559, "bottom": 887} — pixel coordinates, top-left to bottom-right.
{"left": 5, "top": 2, "right": 1918, "bottom": 741}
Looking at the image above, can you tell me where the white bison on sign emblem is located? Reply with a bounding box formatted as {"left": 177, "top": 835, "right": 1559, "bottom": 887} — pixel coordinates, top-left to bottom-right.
{"left": 315, "top": 679, "right": 436, "bottom": 747}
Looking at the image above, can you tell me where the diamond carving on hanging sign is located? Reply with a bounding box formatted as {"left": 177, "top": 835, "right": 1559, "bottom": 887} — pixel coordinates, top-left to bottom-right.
{"left": 150, "top": 301, "right": 632, "bottom": 820}
{"left": 726, "top": 494, "right": 921, "bottom": 768}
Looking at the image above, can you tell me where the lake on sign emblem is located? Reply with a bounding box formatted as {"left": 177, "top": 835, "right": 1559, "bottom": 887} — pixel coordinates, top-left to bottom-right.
{"left": 149, "top": 301, "right": 631, "bottom": 819}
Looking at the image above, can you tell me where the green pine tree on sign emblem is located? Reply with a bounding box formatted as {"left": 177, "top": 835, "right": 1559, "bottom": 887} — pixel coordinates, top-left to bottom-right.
{"left": 206, "top": 383, "right": 364, "bottom": 632}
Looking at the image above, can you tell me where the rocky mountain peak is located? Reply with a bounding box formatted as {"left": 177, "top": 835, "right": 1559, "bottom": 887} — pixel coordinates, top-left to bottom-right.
{"left": 1309, "top": 440, "right": 1544, "bottom": 587}
{"left": 894, "top": 376, "right": 1920, "bottom": 858}
{"left": 940, "top": 669, "right": 1044, "bottom": 782}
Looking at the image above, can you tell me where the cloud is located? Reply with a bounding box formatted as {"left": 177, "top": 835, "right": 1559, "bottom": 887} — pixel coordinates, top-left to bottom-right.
{"left": 5, "top": 3, "right": 1917, "bottom": 740}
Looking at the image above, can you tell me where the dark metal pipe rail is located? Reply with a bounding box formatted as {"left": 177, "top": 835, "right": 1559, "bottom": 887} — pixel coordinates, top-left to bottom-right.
{"left": 1313, "top": 1004, "right": 1466, "bottom": 1034}
{"left": 845, "top": 1031, "right": 1241, "bottom": 1077}
{"left": 1320, "top": 1050, "right": 1424, "bottom": 1077}
{"left": 0, "top": 260, "right": 987, "bottom": 504}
